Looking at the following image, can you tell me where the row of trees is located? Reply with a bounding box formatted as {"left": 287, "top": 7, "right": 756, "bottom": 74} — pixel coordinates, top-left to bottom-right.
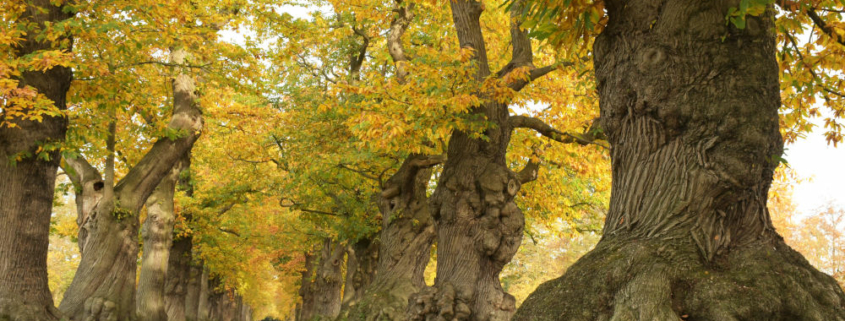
{"left": 2, "top": 0, "right": 845, "bottom": 320}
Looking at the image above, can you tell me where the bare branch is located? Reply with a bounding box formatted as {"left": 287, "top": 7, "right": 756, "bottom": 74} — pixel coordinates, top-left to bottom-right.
{"left": 510, "top": 115, "right": 608, "bottom": 149}
{"left": 806, "top": 8, "right": 845, "bottom": 47}
{"left": 350, "top": 25, "right": 370, "bottom": 79}
{"left": 337, "top": 163, "right": 380, "bottom": 182}
{"left": 218, "top": 228, "right": 241, "bottom": 237}
{"left": 387, "top": 0, "right": 415, "bottom": 82}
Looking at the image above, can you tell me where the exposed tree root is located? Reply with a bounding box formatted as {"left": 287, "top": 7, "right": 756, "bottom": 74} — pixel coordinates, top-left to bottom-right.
{"left": 0, "top": 298, "right": 60, "bottom": 321}
{"left": 514, "top": 237, "right": 845, "bottom": 321}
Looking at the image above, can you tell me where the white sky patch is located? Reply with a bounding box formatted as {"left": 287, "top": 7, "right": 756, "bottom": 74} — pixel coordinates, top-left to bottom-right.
{"left": 785, "top": 121, "right": 845, "bottom": 218}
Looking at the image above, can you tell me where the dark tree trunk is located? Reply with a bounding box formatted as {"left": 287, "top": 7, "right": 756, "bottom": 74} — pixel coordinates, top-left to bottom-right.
{"left": 184, "top": 262, "right": 204, "bottom": 321}
{"left": 59, "top": 48, "right": 203, "bottom": 321}
{"left": 0, "top": 2, "right": 73, "bottom": 320}
{"left": 164, "top": 236, "right": 193, "bottom": 321}
{"left": 298, "top": 239, "right": 345, "bottom": 321}
{"left": 196, "top": 265, "right": 211, "bottom": 321}
{"left": 338, "top": 155, "right": 438, "bottom": 321}
{"left": 515, "top": 1, "right": 845, "bottom": 320}
{"left": 341, "top": 237, "right": 379, "bottom": 307}
{"left": 137, "top": 156, "right": 188, "bottom": 321}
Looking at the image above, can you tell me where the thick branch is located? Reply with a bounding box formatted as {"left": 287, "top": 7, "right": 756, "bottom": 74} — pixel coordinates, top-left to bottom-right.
{"left": 62, "top": 155, "right": 103, "bottom": 191}
{"left": 506, "top": 64, "right": 561, "bottom": 91}
{"left": 387, "top": 0, "right": 415, "bottom": 82}
{"left": 350, "top": 26, "right": 370, "bottom": 80}
{"left": 806, "top": 9, "right": 845, "bottom": 47}
{"left": 517, "top": 159, "right": 540, "bottom": 184}
{"left": 510, "top": 115, "right": 607, "bottom": 148}
{"left": 112, "top": 48, "right": 203, "bottom": 213}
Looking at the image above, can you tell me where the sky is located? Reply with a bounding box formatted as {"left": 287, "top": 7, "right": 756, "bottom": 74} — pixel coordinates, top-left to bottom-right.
{"left": 785, "top": 121, "right": 845, "bottom": 218}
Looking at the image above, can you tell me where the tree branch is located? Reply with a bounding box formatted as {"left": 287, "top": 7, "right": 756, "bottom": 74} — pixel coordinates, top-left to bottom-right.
{"left": 517, "top": 159, "right": 540, "bottom": 184}
{"left": 806, "top": 8, "right": 845, "bottom": 47}
{"left": 387, "top": 0, "right": 415, "bottom": 82}
{"left": 112, "top": 48, "right": 204, "bottom": 213}
{"left": 218, "top": 228, "right": 241, "bottom": 237}
{"left": 510, "top": 115, "right": 608, "bottom": 149}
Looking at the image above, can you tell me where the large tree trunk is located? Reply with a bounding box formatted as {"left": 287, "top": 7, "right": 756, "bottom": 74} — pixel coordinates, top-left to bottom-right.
{"left": 0, "top": 2, "right": 73, "bottom": 320}
{"left": 405, "top": 2, "right": 531, "bottom": 320}
{"left": 338, "top": 155, "right": 438, "bottom": 321}
{"left": 298, "top": 239, "right": 345, "bottom": 321}
{"left": 137, "top": 157, "right": 188, "bottom": 321}
{"left": 59, "top": 48, "right": 203, "bottom": 321}
{"left": 515, "top": 1, "right": 845, "bottom": 320}
{"left": 164, "top": 236, "right": 193, "bottom": 321}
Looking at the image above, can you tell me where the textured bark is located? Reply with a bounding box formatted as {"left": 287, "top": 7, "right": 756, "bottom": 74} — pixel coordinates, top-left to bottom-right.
{"left": 196, "top": 265, "right": 211, "bottom": 321}
{"left": 298, "top": 240, "right": 345, "bottom": 321}
{"left": 514, "top": 1, "right": 845, "bottom": 320}
{"left": 63, "top": 156, "right": 104, "bottom": 254}
{"left": 338, "top": 155, "right": 437, "bottom": 321}
{"left": 164, "top": 236, "right": 193, "bottom": 321}
{"left": 405, "top": 1, "right": 540, "bottom": 320}
{"left": 341, "top": 237, "right": 379, "bottom": 307}
{"left": 59, "top": 47, "right": 204, "bottom": 321}
{"left": 185, "top": 262, "right": 205, "bottom": 321}
{"left": 207, "top": 289, "right": 238, "bottom": 321}
{"left": 0, "top": 1, "right": 73, "bottom": 320}
{"left": 137, "top": 156, "right": 188, "bottom": 321}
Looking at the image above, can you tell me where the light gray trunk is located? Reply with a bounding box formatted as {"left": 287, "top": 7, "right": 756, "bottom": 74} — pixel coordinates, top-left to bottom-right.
{"left": 137, "top": 157, "right": 188, "bottom": 321}
{"left": 59, "top": 47, "right": 203, "bottom": 321}
{"left": 0, "top": 1, "right": 73, "bottom": 320}
{"left": 514, "top": 1, "right": 845, "bottom": 320}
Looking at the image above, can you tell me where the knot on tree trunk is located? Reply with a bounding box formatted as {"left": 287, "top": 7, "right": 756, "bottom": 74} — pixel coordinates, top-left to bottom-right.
{"left": 83, "top": 297, "right": 119, "bottom": 321}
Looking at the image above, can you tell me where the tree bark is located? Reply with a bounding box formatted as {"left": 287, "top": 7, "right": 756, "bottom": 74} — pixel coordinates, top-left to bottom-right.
{"left": 515, "top": 1, "right": 845, "bottom": 320}
{"left": 341, "top": 237, "right": 379, "bottom": 307}
{"left": 196, "top": 265, "right": 211, "bottom": 321}
{"left": 298, "top": 239, "right": 345, "bottom": 321}
{"left": 338, "top": 155, "right": 438, "bottom": 321}
{"left": 137, "top": 156, "right": 189, "bottom": 321}
{"left": 0, "top": 1, "right": 73, "bottom": 320}
{"left": 164, "top": 235, "right": 193, "bottom": 321}
{"left": 405, "top": 1, "right": 540, "bottom": 320}
{"left": 63, "top": 156, "right": 104, "bottom": 253}
{"left": 59, "top": 47, "right": 203, "bottom": 321}
{"left": 184, "top": 262, "right": 204, "bottom": 321}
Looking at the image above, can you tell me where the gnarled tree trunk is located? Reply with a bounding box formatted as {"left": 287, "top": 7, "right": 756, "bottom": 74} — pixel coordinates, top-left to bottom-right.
{"left": 137, "top": 156, "right": 188, "bottom": 321}
{"left": 515, "top": 1, "right": 845, "bottom": 320}
{"left": 0, "top": 1, "right": 73, "bottom": 320}
{"left": 405, "top": 1, "right": 548, "bottom": 320}
{"left": 59, "top": 47, "right": 203, "bottom": 321}
{"left": 338, "top": 155, "right": 438, "bottom": 321}
{"left": 298, "top": 239, "right": 345, "bottom": 321}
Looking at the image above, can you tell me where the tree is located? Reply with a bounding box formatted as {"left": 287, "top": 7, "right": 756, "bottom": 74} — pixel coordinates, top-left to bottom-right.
{"left": 0, "top": 0, "right": 74, "bottom": 319}
{"left": 404, "top": 0, "right": 600, "bottom": 319}
{"left": 515, "top": 0, "right": 845, "bottom": 319}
